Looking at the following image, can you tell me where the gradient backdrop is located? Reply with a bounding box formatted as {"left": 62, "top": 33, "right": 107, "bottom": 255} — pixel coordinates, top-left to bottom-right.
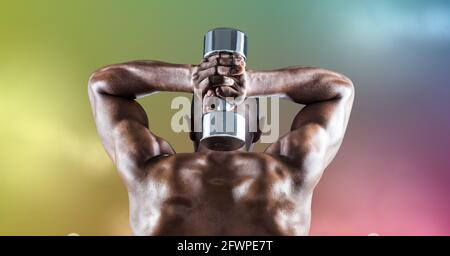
{"left": 0, "top": 0, "right": 449, "bottom": 235}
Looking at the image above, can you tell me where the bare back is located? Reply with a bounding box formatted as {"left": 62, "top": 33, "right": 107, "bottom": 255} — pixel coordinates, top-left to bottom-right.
{"left": 88, "top": 58, "right": 354, "bottom": 236}
{"left": 130, "top": 152, "right": 311, "bottom": 236}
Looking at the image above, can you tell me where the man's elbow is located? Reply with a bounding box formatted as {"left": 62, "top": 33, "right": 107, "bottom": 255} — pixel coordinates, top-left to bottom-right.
{"left": 328, "top": 72, "right": 354, "bottom": 100}
{"left": 341, "top": 76, "right": 354, "bottom": 98}
{"left": 88, "top": 67, "right": 109, "bottom": 95}
{"left": 87, "top": 65, "right": 124, "bottom": 95}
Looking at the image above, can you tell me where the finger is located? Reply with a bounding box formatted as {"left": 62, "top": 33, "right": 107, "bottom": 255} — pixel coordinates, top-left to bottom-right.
{"left": 231, "top": 76, "right": 245, "bottom": 91}
{"left": 218, "top": 58, "right": 245, "bottom": 67}
{"left": 219, "top": 52, "right": 233, "bottom": 58}
{"left": 199, "top": 58, "right": 218, "bottom": 70}
{"left": 196, "top": 66, "right": 216, "bottom": 82}
{"left": 205, "top": 88, "right": 215, "bottom": 97}
{"left": 215, "top": 86, "right": 240, "bottom": 98}
{"left": 201, "top": 53, "right": 244, "bottom": 69}
{"left": 194, "top": 77, "right": 210, "bottom": 96}
{"left": 233, "top": 94, "right": 246, "bottom": 105}
{"left": 217, "top": 65, "right": 245, "bottom": 76}
{"left": 207, "top": 54, "right": 220, "bottom": 62}
{"left": 217, "top": 54, "right": 245, "bottom": 63}
{"left": 209, "top": 75, "right": 235, "bottom": 86}
{"left": 206, "top": 52, "right": 237, "bottom": 63}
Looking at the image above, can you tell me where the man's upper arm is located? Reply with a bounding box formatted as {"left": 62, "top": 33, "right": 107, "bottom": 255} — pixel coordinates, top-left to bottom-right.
{"left": 88, "top": 70, "right": 175, "bottom": 184}
{"left": 265, "top": 84, "right": 354, "bottom": 190}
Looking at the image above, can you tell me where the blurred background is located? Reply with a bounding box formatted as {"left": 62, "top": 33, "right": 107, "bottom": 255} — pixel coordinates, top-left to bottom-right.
{"left": 0, "top": 0, "right": 449, "bottom": 235}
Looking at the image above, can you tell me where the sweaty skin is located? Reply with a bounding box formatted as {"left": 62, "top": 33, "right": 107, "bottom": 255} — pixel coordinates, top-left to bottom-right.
{"left": 88, "top": 53, "right": 354, "bottom": 235}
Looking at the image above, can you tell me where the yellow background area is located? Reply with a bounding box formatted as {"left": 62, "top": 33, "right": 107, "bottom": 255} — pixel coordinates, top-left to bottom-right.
{"left": 0, "top": 0, "right": 302, "bottom": 235}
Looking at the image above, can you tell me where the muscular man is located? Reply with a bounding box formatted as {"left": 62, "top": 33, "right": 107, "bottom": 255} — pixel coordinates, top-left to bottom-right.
{"left": 88, "top": 53, "right": 354, "bottom": 235}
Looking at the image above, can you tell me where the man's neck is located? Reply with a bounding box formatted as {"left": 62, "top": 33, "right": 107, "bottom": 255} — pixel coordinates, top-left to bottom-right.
{"left": 196, "top": 144, "right": 250, "bottom": 154}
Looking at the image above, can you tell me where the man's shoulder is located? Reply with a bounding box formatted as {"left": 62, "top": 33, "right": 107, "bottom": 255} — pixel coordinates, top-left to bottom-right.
{"left": 135, "top": 151, "right": 300, "bottom": 187}
{"left": 145, "top": 152, "right": 207, "bottom": 166}
{"left": 149, "top": 151, "right": 276, "bottom": 161}
{"left": 149, "top": 152, "right": 288, "bottom": 167}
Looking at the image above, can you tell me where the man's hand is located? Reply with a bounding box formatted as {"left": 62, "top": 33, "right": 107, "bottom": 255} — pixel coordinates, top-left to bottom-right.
{"left": 193, "top": 52, "right": 248, "bottom": 104}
